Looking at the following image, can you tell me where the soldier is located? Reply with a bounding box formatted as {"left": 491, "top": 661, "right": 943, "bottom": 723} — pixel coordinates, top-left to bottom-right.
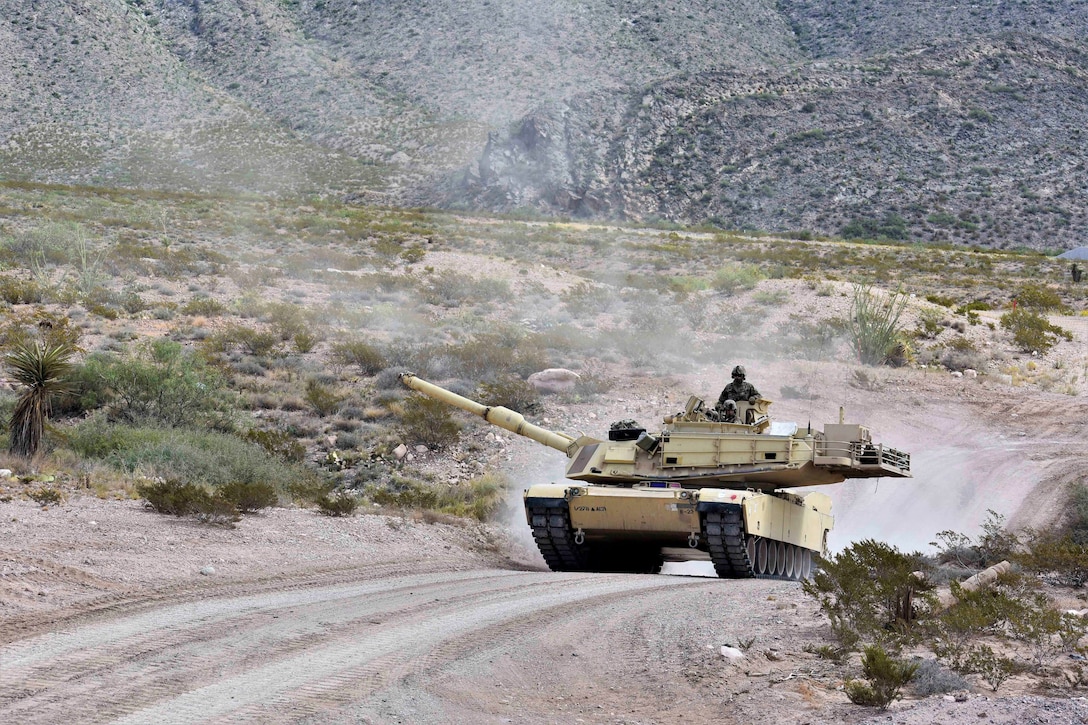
{"left": 717, "top": 399, "right": 738, "bottom": 423}
{"left": 716, "top": 365, "right": 761, "bottom": 407}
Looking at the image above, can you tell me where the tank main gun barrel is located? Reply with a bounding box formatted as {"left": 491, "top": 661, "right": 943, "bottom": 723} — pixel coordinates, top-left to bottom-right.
{"left": 399, "top": 373, "right": 580, "bottom": 457}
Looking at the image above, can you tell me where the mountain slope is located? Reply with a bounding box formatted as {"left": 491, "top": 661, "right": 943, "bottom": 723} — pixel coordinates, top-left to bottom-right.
{"left": 444, "top": 34, "right": 1088, "bottom": 249}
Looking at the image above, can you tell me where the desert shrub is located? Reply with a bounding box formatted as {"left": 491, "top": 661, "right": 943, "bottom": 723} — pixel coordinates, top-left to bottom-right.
{"left": 0, "top": 277, "right": 45, "bottom": 305}
{"left": 330, "top": 339, "right": 387, "bottom": 375}
{"left": 260, "top": 302, "right": 311, "bottom": 340}
{"left": 940, "top": 344, "right": 987, "bottom": 372}
{"left": 241, "top": 428, "right": 306, "bottom": 462}
{"left": 477, "top": 375, "right": 540, "bottom": 411}
{"left": 181, "top": 297, "right": 226, "bottom": 316}
{"left": 293, "top": 331, "right": 319, "bottom": 354}
{"left": 0, "top": 309, "right": 82, "bottom": 352}
{"left": 931, "top": 510, "right": 1019, "bottom": 570}
{"left": 66, "top": 422, "right": 315, "bottom": 492}
{"left": 751, "top": 289, "right": 789, "bottom": 306}
{"left": 802, "top": 539, "right": 935, "bottom": 648}
{"left": 1067, "top": 483, "right": 1088, "bottom": 545}
{"left": 230, "top": 324, "right": 282, "bottom": 357}
{"left": 442, "top": 332, "right": 549, "bottom": 380}
{"left": 1000, "top": 308, "right": 1071, "bottom": 354}
{"left": 366, "top": 472, "right": 506, "bottom": 521}
{"left": 423, "top": 271, "right": 511, "bottom": 307}
{"left": 712, "top": 264, "right": 765, "bottom": 295}
{"left": 398, "top": 396, "right": 461, "bottom": 448}
{"left": 28, "top": 487, "right": 66, "bottom": 506}
{"left": 80, "top": 339, "right": 231, "bottom": 427}
{"left": 844, "top": 645, "right": 918, "bottom": 710}
{"left": 1015, "top": 534, "right": 1088, "bottom": 588}
{"left": 218, "top": 480, "right": 278, "bottom": 513}
{"left": 850, "top": 285, "right": 908, "bottom": 365}
{"left": 841, "top": 214, "right": 909, "bottom": 241}
{"left": 304, "top": 378, "right": 344, "bottom": 416}
{"left": 802, "top": 643, "right": 849, "bottom": 663}
{"left": 1015, "top": 283, "right": 1066, "bottom": 312}
{"left": 316, "top": 490, "right": 359, "bottom": 516}
{"left": 136, "top": 478, "right": 241, "bottom": 524}
{"left": 910, "top": 658, "right": 967, "bottom": 696}
{"left": 137, "top": 478, "right": 213, "bottom": 517}
{"left": 561, "top": 281, "right": 616, "bottom": 315}
{"left": 964, "top": 645, "right": 1015, "bottom": 692}
{"left": 917, "top": 308, "right": 944, "bottom": 338}
{"left": 925, "top": 294, "right": 956, "bottom": 308}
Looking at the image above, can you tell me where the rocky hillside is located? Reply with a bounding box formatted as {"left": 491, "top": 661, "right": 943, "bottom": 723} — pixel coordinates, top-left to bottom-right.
{"left": 446, "top": 34, "right": 1088, "bottom": 250}
{"left": 0, "top": 0, "right": 799, "bottom": 195}
{"left": 3, "top": 1, "right": 1088, "bottom": 248}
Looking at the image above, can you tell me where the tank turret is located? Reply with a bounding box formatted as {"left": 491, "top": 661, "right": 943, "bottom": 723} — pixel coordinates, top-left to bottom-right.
{"left": 399, "top": 372, "right": 910, "bottom": 580}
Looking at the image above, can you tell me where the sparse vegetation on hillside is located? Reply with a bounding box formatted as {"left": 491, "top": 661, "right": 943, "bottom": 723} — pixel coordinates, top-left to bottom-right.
{"left": 0, "top": 182, "right": 1082, "bottom": 523}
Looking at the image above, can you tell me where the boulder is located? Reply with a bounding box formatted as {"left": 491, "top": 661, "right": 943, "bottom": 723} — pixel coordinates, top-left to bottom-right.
{"left": 527, "top": 368, "right": 581, "bottom": 393}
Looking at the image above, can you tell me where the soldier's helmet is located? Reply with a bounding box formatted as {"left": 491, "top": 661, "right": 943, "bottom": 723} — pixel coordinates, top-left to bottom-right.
{"left": 722, "top": 399, "right": 737, "bottom": 410}
{"left": 731, "top": 365, "right": 746, "bottom": 379}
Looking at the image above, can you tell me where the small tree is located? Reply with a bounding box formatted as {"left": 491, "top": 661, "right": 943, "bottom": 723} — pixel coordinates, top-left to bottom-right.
{"left": 7, "top": 341, "right": 75, "bottom": 457}
{"left": 802, "top": 539, "right": 935, "bottom": 648}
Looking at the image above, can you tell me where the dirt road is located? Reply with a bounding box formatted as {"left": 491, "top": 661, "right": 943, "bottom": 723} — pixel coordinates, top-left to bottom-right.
{"left": 0, "top": 566, "right": 826, "bottom": 724}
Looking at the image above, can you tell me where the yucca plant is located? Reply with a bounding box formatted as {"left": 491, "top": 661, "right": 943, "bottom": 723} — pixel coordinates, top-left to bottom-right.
{"left": 6, "top": 341, "right": 75, "bottom": 457}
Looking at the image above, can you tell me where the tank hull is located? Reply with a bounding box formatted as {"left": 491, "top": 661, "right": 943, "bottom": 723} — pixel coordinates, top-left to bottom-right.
{"left": 524, "top": 482, "right": 833, "bottom": 580}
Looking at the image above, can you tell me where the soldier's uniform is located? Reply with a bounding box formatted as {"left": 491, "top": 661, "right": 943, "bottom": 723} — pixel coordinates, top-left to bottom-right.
{"left": 715, "top": 365, "right": 761, "bottom": 409}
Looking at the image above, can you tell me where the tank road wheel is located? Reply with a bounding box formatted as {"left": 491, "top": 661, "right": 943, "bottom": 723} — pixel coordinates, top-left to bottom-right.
{"left": 701, "top": 505, "right": 755, "bottom": 579}
{"left": 764, "top": 539, "right": 778, "bottom": 577}
{"left": 753, "top": 538, "right": 768, "bottom": 576}
{"left": 781, "top": 542, "right": 794, "bottom": 579}
{"left": 777, "top": 542, "right": 790, "bottom": 577}
{"left": 800, "top": 548, "right": 814, "bottom": 580}
{"left": 527, "top": 505, "right": 591, "bottom": 572}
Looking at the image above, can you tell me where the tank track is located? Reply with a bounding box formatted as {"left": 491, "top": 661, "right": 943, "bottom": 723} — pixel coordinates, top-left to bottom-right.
{"left": 528, "top": 505, "right": 591, "bottom": 572}
{"left": 702, "top": 504, "right": 813, "bottom": 582}
{"left": 527, "top": 505, "right": 663, "bottom": 574}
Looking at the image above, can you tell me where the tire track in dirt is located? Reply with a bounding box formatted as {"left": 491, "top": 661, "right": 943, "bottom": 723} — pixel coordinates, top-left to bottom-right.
{"left": 0, "top": 569, "right": 708, "bottom": 724}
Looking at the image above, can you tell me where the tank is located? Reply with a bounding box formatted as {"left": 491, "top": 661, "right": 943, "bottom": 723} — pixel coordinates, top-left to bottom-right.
{"left": 398, "top": 373, "right": 910, "bottom": 581}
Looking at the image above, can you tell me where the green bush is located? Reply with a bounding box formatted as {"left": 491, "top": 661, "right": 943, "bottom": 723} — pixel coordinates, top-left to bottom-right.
{"left": 28, "top": 487, "right": 65, "bottom": 506}
{"left": 1000, "top": 308, "right": 1071, "bottom": 354}
{"left": 1015, "top": 534, "right": 1088, "bottom": 588}
{"left": 366, "top": 472, "right": 506, "bottom": 521}
{"left": 0, "top": 277, "right": 45, "bottom": 304}
{"left": 841, "top": 214, "right": 909, "bottom": 241}
{"left": 316, "top": 491, "right": 359, "bottom": 516}
{"left": 293, "top": 331, "right": 319, "bottom": 354}
{"left": 1014, "top": 283, "right": 1066, "bottom": 312}
{"left": 80, "top": 339, "right": 231, "bottom": 427}
{"left": 304, "top": 378, "right": 344, "bottom": 416}
{"left": 241, "top": 428, "right": 306, "bottom": 462}
{"left": 712, "top": 264, "right": 765, "bottom": 295}
{"left": 476, "top": 375, "right": 540, "bottom": 411}
{"left": 844, "top": 645, "right": 918, "bottom": 710}
{"left": 330, "top": 339, "right": 386, "bottom": 375}
{"left": 180, "top": 297, "right": 226, "bottom": 316}
{"left": 423, "top": 271, "right": 511, "bottom": 307}
{"left": 398, "top": 396, "right": 461, "bottom": 448}
{"left": 218, "top": 480, "right": 278, "bottom": 513}
{"left": 137, "top": 478, "right": 242, "bottom": 524}
{"left": 260, "top": 302, "right": 311, "bottom": 341}
{"left": 66, "top": 422, "right": 316, "bottom": 493}
{"left": 801, "top": 539, "right": 935, "bottom": 648}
